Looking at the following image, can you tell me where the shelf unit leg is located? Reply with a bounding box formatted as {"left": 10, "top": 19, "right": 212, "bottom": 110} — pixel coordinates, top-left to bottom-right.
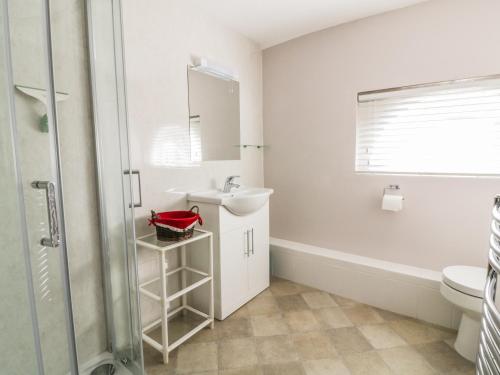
{"left": 159, "top": 252, "right": 169, "bottom": 364}
{"left": 209, "top": 235, "right": 214, "bottom": 329}
{"left": 181, "top": 245, "right": 187, "bottom": 316}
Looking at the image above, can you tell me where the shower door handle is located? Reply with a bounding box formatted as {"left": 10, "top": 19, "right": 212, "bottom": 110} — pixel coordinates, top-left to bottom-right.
{"left": 32, "top": 181, "right": 60, "bottom": 248}
{"left": 124, "top": 169, "right": 142, "bottom": 208}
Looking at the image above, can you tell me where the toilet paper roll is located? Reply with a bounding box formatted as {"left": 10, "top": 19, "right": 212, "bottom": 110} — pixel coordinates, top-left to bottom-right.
{"left": 382, "top": 194, "right": 403, "bottom": 212}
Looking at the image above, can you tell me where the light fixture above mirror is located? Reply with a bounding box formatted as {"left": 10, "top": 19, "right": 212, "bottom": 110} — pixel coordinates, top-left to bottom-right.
{"left": 190, "top": 56, "right": 238, "bottom": 81}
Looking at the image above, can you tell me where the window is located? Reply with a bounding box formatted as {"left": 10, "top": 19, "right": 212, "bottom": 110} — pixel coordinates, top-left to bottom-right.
{"left": 356, "top": 75, "right": 500, "bottom": 175}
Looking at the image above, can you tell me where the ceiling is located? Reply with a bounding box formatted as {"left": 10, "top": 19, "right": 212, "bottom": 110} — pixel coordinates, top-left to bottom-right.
{"left": 184, "top": 0, "right": 429, "bottom": 49}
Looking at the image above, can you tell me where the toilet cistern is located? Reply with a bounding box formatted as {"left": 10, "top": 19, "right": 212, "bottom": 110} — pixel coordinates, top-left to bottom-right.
{"left": 223, "top": 175, "right": 240, "bottom": 193}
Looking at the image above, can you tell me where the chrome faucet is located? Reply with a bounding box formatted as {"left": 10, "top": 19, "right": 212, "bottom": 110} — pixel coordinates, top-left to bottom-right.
{"left": 223, "top": 175, "right": 240, "bottom": 193}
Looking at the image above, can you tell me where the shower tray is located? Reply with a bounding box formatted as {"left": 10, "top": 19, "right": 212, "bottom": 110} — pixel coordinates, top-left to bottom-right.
{"left": 80, "top": 352, "right": 134, "bottom": 375}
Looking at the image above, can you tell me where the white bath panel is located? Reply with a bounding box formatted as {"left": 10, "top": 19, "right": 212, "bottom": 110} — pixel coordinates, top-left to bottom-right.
{"left": 270, "top": 237, "right": 460, "bottom": 330}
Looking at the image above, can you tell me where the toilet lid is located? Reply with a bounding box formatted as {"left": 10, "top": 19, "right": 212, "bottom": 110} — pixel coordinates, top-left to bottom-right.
{"left": 442, "top": 266, "right": 487, "bottom": 298}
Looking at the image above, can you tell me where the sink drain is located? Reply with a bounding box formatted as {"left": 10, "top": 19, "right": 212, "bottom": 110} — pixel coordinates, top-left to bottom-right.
{"left": 90, "top": 363, "right": 116, "bottom": 375}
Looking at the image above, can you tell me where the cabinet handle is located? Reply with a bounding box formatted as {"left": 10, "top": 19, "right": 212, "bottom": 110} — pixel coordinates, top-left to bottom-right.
{"left": 251, "top": 228, "right": 254, "bottom": 255}
{"left": 244, "top": 230, "right": 250, "bottom": 257}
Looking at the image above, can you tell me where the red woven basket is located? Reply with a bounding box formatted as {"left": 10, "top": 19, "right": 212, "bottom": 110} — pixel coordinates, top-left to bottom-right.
{"left": 149, "top": 206, "right": 203, "bottom": 241}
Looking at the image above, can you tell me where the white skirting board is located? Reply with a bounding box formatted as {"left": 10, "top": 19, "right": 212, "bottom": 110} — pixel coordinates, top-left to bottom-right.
{"left": 270, "top": 237, "right": 461, "bottom": 330}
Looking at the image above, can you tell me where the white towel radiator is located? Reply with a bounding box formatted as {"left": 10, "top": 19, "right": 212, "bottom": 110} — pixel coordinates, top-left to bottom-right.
{"left": 477, "top": 195, "right": 500, "bottom": 374}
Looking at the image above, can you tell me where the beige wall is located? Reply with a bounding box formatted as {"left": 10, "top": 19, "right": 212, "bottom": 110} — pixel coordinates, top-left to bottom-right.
{"left": 263, "top": 0, "right": 500, "bottom": 271}
{"left": 122, "top": 0, "right": 263, "bottom": 324}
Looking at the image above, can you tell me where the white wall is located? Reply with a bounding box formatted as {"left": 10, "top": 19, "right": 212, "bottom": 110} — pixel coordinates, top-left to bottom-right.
{"left": 263, "top": 0, "right": 500, "bottom": 272}
{"left": 122, "top": 0, "right": 264, "bottom": 324}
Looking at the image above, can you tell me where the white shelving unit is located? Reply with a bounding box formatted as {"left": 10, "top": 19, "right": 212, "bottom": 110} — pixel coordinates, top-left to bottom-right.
{"left": 136, "top": 229, "right": 214, "bottom": 364}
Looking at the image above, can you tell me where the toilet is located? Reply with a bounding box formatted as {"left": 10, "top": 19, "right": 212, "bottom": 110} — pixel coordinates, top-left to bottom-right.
{"left": 440, "top": 265, "right": 488, "bottom": 362}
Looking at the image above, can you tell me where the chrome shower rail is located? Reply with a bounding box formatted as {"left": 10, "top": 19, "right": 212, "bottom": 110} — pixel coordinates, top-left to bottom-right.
{"left": 477, "top": 195, "right": 500, "bottom": 374}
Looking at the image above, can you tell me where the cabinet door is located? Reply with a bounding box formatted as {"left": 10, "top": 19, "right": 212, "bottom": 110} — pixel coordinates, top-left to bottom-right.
{"left": 219, "top": 226, "right": 249, "bottom": 318}
{"left": 247, "top": 205, "right": 270, "bottom": 297}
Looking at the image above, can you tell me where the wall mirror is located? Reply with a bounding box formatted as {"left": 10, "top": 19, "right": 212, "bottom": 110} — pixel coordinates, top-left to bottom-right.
{"left": 188, "top": 67, "right": 241, "bottom": 161}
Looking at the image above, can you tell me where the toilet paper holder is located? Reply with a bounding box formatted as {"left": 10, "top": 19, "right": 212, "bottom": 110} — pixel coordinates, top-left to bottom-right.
{"left": 383, "top": 185, "right": 403, "bottom": 198}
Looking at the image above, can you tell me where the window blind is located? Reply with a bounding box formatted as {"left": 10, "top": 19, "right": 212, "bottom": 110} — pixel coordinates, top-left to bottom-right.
{"left": 356, "top": 76, "right": 500, "bottom": 175}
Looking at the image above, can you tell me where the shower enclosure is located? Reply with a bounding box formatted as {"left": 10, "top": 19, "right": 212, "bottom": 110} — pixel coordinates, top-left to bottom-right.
{"left": 0, "top": 0, "right": 143, "bottom": 374}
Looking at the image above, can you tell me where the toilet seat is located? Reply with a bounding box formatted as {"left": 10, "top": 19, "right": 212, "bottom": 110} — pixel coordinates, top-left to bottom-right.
{"left": 442, "top": 266, "right": 487, "bottom": 298}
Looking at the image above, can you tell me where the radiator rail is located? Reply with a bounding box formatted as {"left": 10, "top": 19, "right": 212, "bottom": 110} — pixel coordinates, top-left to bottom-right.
{"left": 478, "top": 195, "right": 500, "bottom": 374}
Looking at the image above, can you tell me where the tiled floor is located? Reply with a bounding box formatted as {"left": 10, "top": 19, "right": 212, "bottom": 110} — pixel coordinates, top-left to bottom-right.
{"left": 143, "top": 278, "right": 475, "bottom": 375}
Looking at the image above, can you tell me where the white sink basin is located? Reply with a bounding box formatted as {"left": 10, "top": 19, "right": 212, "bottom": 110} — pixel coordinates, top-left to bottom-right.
{"left": 188, "top": 187, "right": 274, "bottom": 216}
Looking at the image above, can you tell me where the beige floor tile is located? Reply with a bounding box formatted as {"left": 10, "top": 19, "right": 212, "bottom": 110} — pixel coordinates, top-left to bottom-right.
{"left": 329, "top": 327, "right": 373, "bottom": 355}
{"left": 262, "top": 362, "right": 306, "bottom": 375}
{"left": 413, "top": 341, "right": 475, "bottom": 373}
{"left": 331, "top": 294, "right": 361, "bottom": 307}
{"left": 259, "top": 288, "right": 274, "bottom": 297}
{"left": 219, "top": 337, "right": 259, "bottom": 369}
{"left": 145, "top": 368, "right": 175, "bottom": 375}
{"left": 296, "top": 283, "right": 317, "bottom": 293}
{"left": 144, "top": 278, "right": 463, "bottom": 375}
{"left": 440, "top": 370, "right": 475, "bottom": 375}
{"left": 313, "top": 307, "right": 353, "bottom": 329}
{"left": 389, "top": 319, "right": 455, "bottom": 345}
{"left": 303, "top": 359, "right": 350, "bottom": 375}
{"left": 250, "top": 313, "right": 290, "bottom": 336}
{"left": 342, "top": 305, "right": 384, "bottom": 325}
{"left": 343, "top": 351, "right": 393, "bottom": 375}
{"left": 256, "top": 336, "right": 299, "bottom": 364}
{"left": 145, "top": 360, "right": 176, "bottom": 375}
{"left": 378, "top": 346, "right": 437, "bottom": 375}
{"left": 276, "top": 294, "right": 309, "bottom": 311}
{"left": 217, "top": 317, "right": 253, "bottom": 340}
{"left": 301, "top": 291, "right": 338, "bottom": 309}
{"left": 373, "top": 308, "right": 406, "bottom": 322}
{"left": 176, "top": 342, "right": 218, "bottom": 374}
{"left": 167, "top": 316, "right": 198, "bottom": 340}
{"left": 291, "top": 331, "right": 338, "bottom": 360}
{"left": 144, "top": 342, "right": 177, "bottom": 374}
{"left": 247, "top": 295, "right": 280, "bottom": 316}
{"left": 220, "top": 367, "right": 264, "bottom": 375}
{"left": 285, "top": 310, "right": 321, "bottom": 332}
{"left": 270, "top": 279, "right": 303, "bottom": 296}
{"left": 270, "top": 277, "right": 315, "bottom": 291}
{"left": 190, "top": 325, "right": 218, "bottom": 343}
{"left": 358, "top": 324, "right": 407, "bottom": 349}
{"left": 226, "top": 305, "right": 250, "bottom": 320}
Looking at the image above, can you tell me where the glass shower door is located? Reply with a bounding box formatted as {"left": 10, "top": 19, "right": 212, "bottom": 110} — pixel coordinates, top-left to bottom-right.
{"left": 1, "top": 0, "right": 78, "bottom": 374}
{"left": 87, "top": 0, "right": 144, "bottom": 373}
{"left": 0, "top": 2, "right": 41, "bottom": 373}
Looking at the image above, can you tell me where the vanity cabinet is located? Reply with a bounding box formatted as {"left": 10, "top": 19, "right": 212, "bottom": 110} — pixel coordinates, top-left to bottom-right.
{"left": 189, "top": 201, "right": 270, "bottom": 319}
